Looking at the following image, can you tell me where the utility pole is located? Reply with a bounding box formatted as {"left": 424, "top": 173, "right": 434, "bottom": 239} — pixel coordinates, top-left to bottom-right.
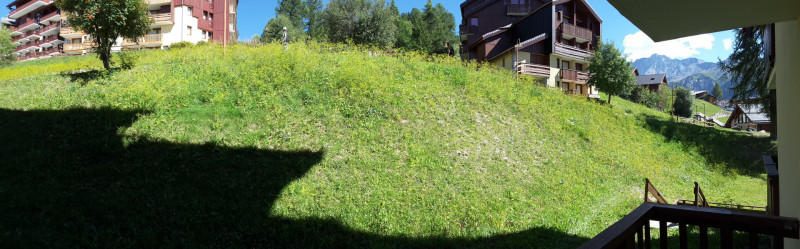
{"left": 223, "top": 0, "right": 228, "bottom": 57}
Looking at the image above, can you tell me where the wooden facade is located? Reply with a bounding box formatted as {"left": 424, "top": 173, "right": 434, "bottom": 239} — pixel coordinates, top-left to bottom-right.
{"left": 459, "top": 0, "right": 601, "bottom": 96}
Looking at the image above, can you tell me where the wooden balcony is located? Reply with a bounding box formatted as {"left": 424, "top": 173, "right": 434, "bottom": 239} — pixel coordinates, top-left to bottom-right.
{"left": 560, "top": 68, "right": 589, "bottom": 83}
{"left": 554, "top": 42, "right": 592, "bottom": 61}
{"left": 123, "top": 34, "right": 163, "bottom": 48}
{"left": 63, "top": 43, "right": 92, "bottom": 54}
{"left": 559, "top": 22, "right": 593, "bottom": 43}
{"left": 60, "top": 26, "right": 83, "bottom": 38}
{"left": 146, "top": 0, "right": 171, "bottom": 4}
{"left": 148, "top": 13, "right": 172, "bottom": 26}
{"left": 517, "top": 63, "right": 550, "bottom": 78}
{"left": 579, "top": 202, "right": 799, "bottom": 249}
{"left": 506, "top": 3, "right": 531, "bottom": 16}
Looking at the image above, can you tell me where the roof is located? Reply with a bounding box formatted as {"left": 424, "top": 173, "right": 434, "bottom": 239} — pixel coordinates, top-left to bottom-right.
{"left": 607, "top": 0, "right": 800, "bottom": 42}
{"left": 691, "top": 91, "right": 709, "bottom": 96}
{"left": 635, "top": 74, "right": 666, "bottom": 86}
{"left": 486, "top": 33, "right": 548, "bottom": 62}
{"left": 740, "top": 104, "right": 771, "bottom": 124}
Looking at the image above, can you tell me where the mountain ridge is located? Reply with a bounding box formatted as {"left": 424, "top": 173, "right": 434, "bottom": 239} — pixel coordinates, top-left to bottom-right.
{"left": 631, "top": 54, "right": 732, "bottom": 100}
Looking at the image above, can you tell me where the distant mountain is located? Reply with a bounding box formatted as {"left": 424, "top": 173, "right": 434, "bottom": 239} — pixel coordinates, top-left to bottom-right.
{"left": 631, "top": 54, "right": 732, "bottom": 100}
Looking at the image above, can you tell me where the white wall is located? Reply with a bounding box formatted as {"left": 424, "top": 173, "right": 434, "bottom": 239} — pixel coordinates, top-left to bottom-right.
{"left": 777, "top": 17, "right": 800, "bottom": 248}
{"left": 163, "top": 6, "right": 208, "bottom": 47}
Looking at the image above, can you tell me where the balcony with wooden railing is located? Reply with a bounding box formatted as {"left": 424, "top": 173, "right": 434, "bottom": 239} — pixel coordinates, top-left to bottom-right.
{"left": 560, "top": 68, "right": 589, "bottom": 83}
{"left": 63, "top": 43, "right": 92, "bottom": 54}
{"left": 123, "top": 34, "right": 163, "bottom": 48}
{"left": 60, "top": 26, "right": 83, "bottom": 38}
{"left": 559, "top": 22, "right": 593, "bottom": 43}
{"left": 148, "top": 13, "right": 172, "bottom": 26}
{"left": 506, "top": 3, "right": 531, "bottom": 16}
{"left": 517, "top": 63, "right": 550, "bottom": 78}
{"left": 581, "top": 178, "right": 799, "bottom": 249}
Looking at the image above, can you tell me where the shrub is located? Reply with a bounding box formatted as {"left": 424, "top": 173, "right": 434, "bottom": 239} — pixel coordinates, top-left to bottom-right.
{"left": 628, "top": 86, "right": 644, "bottom": 104}
{"left": 169, "top": 41, "right": 194, "bottom": 49}
{"left": 115, "top": 52, "right": 138, "bottom": 70}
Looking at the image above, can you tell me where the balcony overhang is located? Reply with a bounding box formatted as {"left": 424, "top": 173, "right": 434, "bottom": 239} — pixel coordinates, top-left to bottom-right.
{"left": 9, "top": 0, "right": 51, "bottom": 19}
{"left": 17, "top": 22, "right": 40, "bottom": 33}
{"left": 40, "top": 14, "right": 61, "bottom": 25}
{"left": 40, "top": 27, "right": 59, "bottom": 37}
{"left": 11, "top": 30, "right": 23, "bottom": 36}
{"left": 1, "top": 17, "right": 15, "bottom": 25}
{"left": 607, "top": 0, "right": 800, "bottom": 42}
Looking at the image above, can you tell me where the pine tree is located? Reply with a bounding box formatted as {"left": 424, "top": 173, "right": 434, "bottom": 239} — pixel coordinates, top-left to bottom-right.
{"left": 712, "top": 82, "right": 724, "bottom": 100}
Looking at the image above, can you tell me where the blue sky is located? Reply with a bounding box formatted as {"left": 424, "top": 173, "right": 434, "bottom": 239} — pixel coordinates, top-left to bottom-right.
{"left": 2, "top": 0, "right": 734, "bottom": 62}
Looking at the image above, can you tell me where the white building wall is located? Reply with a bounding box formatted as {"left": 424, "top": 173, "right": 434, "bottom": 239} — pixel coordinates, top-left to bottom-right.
{"left": 776, "top": 17, "right": 800, "bottom": 248}
{"left": 163, "top": 6, "right": 207, "bottom": 47}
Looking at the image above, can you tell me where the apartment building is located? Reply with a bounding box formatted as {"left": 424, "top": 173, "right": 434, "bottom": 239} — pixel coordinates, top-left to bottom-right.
{"left": 3, "top": 0, "right": 238, "bottom": 61}
{"left": 459, "top": 0, "right": 602, "bottom": 96}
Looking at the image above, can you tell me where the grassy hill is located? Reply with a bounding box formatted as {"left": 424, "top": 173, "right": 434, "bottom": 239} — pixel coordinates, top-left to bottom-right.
{"left": 0, "top": 43, "right": 775, "bottom": 248}
{"left": 693, "top": 98, "right": 725, "bottom": 117}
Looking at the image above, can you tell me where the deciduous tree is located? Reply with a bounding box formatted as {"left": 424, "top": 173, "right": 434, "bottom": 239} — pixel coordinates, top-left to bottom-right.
{"left": 673, "top": 87, "right": 693, "bottom": 117}
{"left": 56, "top": 0, "right": 150, "bottom": 71}
{"left": 323, "top": 0, "right": 396, "bottom": 48}
{"left": 587, "top": 42, "right": 635, "bottom": 104}
{"left": 0, "top": 26, "right": 16, "bottom": 67}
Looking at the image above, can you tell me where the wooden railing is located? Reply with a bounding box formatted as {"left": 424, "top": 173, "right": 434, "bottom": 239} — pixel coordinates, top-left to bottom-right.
{"left": 506, "top": 3, "right": 531, "bottom": 15}
{"left": 559, "top": 22, "right": 593, "bottom": 42}
{"left": 516, "top": 63, "right": 550, "bottom": 78}
{"left": 63, "top": 43, "right": 91, "bottom": 52}
{"left": 148, "top": 13, "right": 172, "bottom": 24}
{"left": 644, "top": 178, "right": 668, "bottom": 204}
{"left": 560, "top": 69, "right": 588, "bottom": 83}
{"left": 459, "top": 24, "right": 476, "bottom": 35}
{"left": 143, "top": 34, "right": 162, "bottom": 44}
{"left": 554, "top": 43, "right": 592, "bottom": 60}
{"left": 764, "top": 155, "right": 779, "bottom": 216}
{"left": 578, "top": 202, "right": 800, "bottom": 249}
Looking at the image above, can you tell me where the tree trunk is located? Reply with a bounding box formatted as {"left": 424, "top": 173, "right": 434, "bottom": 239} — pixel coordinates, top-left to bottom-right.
{"left": 608, "top": 94, "right": 612, "bottom": 104}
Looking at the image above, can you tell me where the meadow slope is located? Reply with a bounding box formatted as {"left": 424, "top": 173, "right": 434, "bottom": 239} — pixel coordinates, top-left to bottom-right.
{"left": 0, "top": 43, "right": 774, "bottom": 248}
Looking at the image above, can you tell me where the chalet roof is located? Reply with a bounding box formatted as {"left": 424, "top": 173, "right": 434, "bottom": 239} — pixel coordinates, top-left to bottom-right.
{"left": 740, "top": 104, "right": 770, "bottom": 124}
{"left": 635, "top": 74, "right": 666, "bottom": 85}
{"left": 691, "top": 91, "right": 709, "bottom": 96}
{"left": 486, "top": 33, "right": 548, "bottom": 62}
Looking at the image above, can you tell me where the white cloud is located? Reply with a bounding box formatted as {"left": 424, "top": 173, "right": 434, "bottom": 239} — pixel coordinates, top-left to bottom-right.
{"left": 622, "top": 31, "right": 716, "bottom": 61}
{"left": 723, "top": 38, "right": 733, "bottom": 50}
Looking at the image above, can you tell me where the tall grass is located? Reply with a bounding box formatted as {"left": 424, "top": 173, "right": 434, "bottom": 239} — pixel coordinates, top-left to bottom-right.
{"left": 0, "top": 42, "right": 774, "bottom": 248}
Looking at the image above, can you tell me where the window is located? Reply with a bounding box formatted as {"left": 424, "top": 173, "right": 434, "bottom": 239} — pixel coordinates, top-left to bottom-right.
{"left": 470, "top": 18, "right": 478, "bottom": 26}
{"left": 208, "top": 32, "right": 213, "bottom": 39}
{"left": 186, "top": 6, "right": 193, "bottom": 15}
{"left": 510, "top": 0, "right": 519, "bottom": 4}
{"left": 561, "top": 61, "right": 569, "bottom": 69}
{"left": 202, "top": 30, "right": 207, "bottom": 39}
{"left": 203, "top": 11, "right": 208, "bottom": 20}
{"left": 187, "top": 26, "right": 192, "bottom": 35}
{"left": 209, "top": 13, "right": 213, "bottom": 21}
{"left": 147, "top": 28, "right": 161, "bottom": 35}
{"left": 576, "top": 63, "right": 583, "bottom": 71}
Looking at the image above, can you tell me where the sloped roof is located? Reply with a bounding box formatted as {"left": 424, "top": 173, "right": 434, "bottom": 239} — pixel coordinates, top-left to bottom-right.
{"left": 635, "top": 74, "right": 666, "bottom": 85}
{"left": 741, "top": 104, "right": 770, "bottom": 124}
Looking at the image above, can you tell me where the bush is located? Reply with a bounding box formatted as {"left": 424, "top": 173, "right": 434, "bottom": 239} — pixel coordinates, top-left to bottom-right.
{"left": 674, "top": 87, "right": 693, "bottom": 117}
{"left": 629, "top": 86, "right": 644, "bottom": 104}
{"left": 115, "top": 52, "right": 138, "bottom": 70}
{"left": 169, "top": 41, "right": 194, "bottom": 49}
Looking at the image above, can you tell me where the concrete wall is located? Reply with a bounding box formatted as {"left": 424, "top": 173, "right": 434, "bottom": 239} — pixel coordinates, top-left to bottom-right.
{"left": 777, "top": 17, "right": 800, "bottom": 248}
{"left": 165, "top": 6, "right": 207, "bottom": 47}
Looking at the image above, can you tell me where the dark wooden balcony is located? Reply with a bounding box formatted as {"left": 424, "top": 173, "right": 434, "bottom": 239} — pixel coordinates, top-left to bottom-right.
{"left": 459, "top": 24, "right": 476, "bottom": 36}
{"left": 559, "top": 21, "right": 594, "bottom": 43}
{"left": 517, "top": 63, "right": 550, "bottom": 78}
{"left": 560, "top": 68, "right": 589, "bottom": 83}
{"left": 507, "top": 4, "right": 531, "bottom": 16}
{"left": 579, "top": 202, "right": 799, "bottom": 249}
{"left": 554, "top": 42, "right": 592, "bottom": 60}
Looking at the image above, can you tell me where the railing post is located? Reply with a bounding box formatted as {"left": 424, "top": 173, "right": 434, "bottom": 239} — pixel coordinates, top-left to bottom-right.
{"left": 659, "top": 220, "right": 668, "bottom": 249}
{"left": 699, "top": 225, "right": 708, "bottom": 249}
{"left": 720, "top": 227, "right": 733, "bottom": 248}
{"left": 679, "top": 223, "right": 688, "bottom": 249}
{"left": 645, "top": 220, "right": 651, "bottom": 249}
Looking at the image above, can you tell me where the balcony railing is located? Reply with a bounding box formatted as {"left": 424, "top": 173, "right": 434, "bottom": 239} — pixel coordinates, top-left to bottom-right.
{"left": 506, "top": 3, "right": 531, "bottom": 16}
{"left": 148, "top": 13, "right": 172, "bottom": 24}
{"left": 560, "top": 68, "right": 589, "bottom": 83}
{"left": 63, "top": 43, "right": 92, "bottom": 52}
{"left": 554, "top": 43, "right": 592, "bottom": 60}
{"left": 459, "top": 24, "right": 476, "bottom": 36}
{"left": 8, "top": 0, "right": 52, "bottom": 18}
{"left": 123, "top": 34, "right": 163, "bottom": 47}
{"left": 40, "top": 9, "right": 61, "bottom": 24}
{"left": 143, "top": 34, "right": 162, "bottom": 44}
{"left": 517, "top": 63, "right": 550, "bottom": 78}
{"left": 579, "top": 202, "right": 799, "bottom": 249}
{"left": 559, "top": 22, "right": 593, "bottom": 42}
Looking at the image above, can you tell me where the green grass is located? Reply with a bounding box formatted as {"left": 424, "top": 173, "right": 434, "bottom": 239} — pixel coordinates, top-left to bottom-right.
{"left": 0, "top": 43, "right": 776, "bottom": 248}
{"left": 718, "top": 115, "right": 730, "bottom": 124}
{"left": 693, "top": 98, "right": 724, "bottom": 117}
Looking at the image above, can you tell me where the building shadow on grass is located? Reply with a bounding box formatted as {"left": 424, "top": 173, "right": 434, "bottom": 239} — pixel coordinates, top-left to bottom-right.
{"left": 636, "top": 114, "right": 776, "bottom": 177}
{"left": 0, "top": 108, "right": 587, "bottom": 248}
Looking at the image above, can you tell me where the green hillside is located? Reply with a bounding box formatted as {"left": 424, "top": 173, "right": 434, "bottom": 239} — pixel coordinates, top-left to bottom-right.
{"left": 0, "top": 43, "right": 774, "bottom": 248}
{"left": 694, "top": 98, "right": 725, "bottom": 117}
